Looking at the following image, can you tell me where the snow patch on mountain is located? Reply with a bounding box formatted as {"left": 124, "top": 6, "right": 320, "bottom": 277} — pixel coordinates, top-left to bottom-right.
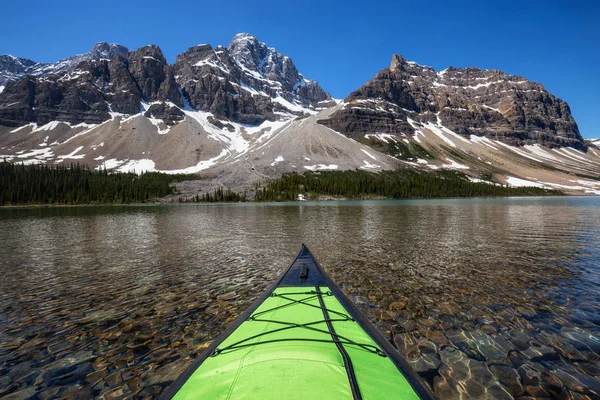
{"left": 304, "top": 164, "right": 339, "bottom": 171}
{"left": 270, "top": 156, "right": 284, "bottom": 166}
{"left": 506, "top": 176, "right": 547, "bottom": 188}
{"left": 57, "top": 146, "right": 85, "bottom": 160}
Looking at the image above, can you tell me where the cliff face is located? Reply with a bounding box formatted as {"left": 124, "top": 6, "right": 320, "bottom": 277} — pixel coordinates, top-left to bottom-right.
{"left": 319, "top": 55, "right": 584, "bottom": 150}
{"left": 172, "top": 33, "right": 332, "bottom": 125}
{"left": 0, "top": 34, "right": 332, "bottom": 128}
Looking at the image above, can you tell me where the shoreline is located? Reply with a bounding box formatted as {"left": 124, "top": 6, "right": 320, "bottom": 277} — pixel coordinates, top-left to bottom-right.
{"left": 0, "top": 203, "right": 161, "bottom": 209}
{"left": 0, "top": 193, "right": 590, "bottom": 209}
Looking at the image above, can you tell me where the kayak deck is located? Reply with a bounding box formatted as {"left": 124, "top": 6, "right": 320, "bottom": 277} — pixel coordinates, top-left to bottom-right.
{"left": 173, "top": 287, "right": 418, "bottom": 399}
{"left": 164, "top": 246, "right": 433, "bottom": 399}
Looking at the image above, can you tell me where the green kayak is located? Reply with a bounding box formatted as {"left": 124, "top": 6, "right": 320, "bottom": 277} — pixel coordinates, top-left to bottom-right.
{"left": 162, "top": 245, "right": 434, "bottom": 399}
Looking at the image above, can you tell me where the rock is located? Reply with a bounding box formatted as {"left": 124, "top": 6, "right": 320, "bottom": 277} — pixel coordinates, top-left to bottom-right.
{"left": 34, "top": 350, "right": 95, "bottom": 386}
{"left": 396, "top": 318, "right": 417, "bottom": 333}
{"left": 435, "top": 346, "right": 501, "bottom": 399}
{"left": 425, "top": 330, "right": 449, "bottom": 347}
{"left": 503, "top": 330, "right": 534, "bottom": 351}
{"left": 6, "top": 361, "right": 36, "bottom": 381}
{"left": 47, "top": 341, "right": 73, "bottom": 354}
{"left": 227, "top": 33, "right": 329, "bottom": 106}
{"left": 467, "top": 331, "right": 515, "bottom": 363}
{"left": 445, "top": 330, "right": 515, "bottom": 363}
{"left": 105, "top": 55, "right": 141, "bottom": 115}
{"left": 508, "top": 351, "right": 530, "bottom": 369}
{"left": 433, "top": 376, "right": 461, "bottom": 400}
{"left": 379, "top": 310, "right": 395, "bottom": 322}
{"left": 542, "top": 372, "right": 565, "bottom": 397}
{"left": 354, "top": 296, "right": 371, "bottom": 307}
{"left": 85, "top": 369, "right": 107, "bottom": 385}
{"left": 552, "top": 368, "right": 600, "bottom": 396}
{"left": 52, "top": 363, "right": 94, "bottom": 386}
{"left": 388, "top": 300, "right": 407, "bottom": 311}
{"left": 0, "top": 384, "right": 18, "bottom": 398}
{"left": 2, "top": 386, "right": 36, "bottom": 400}
{"left": 491, "top": 364, "right": 525, "bottom": 397}
{"left": 522, "top": 340, "right": 558, "bottom": 361}
{"left": 575, "top": 361, "right": 600, "bottom": 377}
{"left": 486, "top": 383, "right": 515, "bottom": 400}
{"left": 98, "top": 384, "right": 131, "bottom": 399}
{"left": 216, "top": 292, "right": 239, "bottom": 301}
{"left": 518, "top": 363, "right": 543, "bottom": 386}
{"left": 560, "top": 328, "right": 600, "bottom": 353}
{"left": 142, "top": 359, "right": 189, "bottom": 387}
{"left": 480, "top": 324, "right": 497, "bottom": 334}
{"left": 393, "top": 332, "right": 440, "bottom": 374}
{"left": 445, "top": 330, "right": 482, "bottom": 360}
{"left": 144, "top": 102, "right": 185, "bottom": 125}
{"left": 523, "top": 384, "right": 551, "bottom": 398}
{"left": 409, "top": 352, "right": 441, "bottom": 373}
{"left": 0, "top": 373, "right": 12, "bottom": 388}
{"left": 105, "top": 370, "right": 123, "bottom": 386}
{"left": 136, "top": 384, "right": 163, "bottom": 398}
{"left": 37, "top": 387, "right": 62, "bottom": 400}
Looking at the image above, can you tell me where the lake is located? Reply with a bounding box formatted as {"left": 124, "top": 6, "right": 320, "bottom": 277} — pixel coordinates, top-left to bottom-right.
{"left": 1, "top": 197, "right": 599, "bottom": 399}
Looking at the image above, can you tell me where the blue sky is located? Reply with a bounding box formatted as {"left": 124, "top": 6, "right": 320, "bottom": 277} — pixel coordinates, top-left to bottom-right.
{"left": 2, "top": 0, "right": 598, "bottom": 138}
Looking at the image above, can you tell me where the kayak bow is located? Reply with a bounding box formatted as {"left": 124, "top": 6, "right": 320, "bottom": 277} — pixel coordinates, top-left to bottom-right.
{"left": 162, "top": 245, "right": 434, "bottom": 399}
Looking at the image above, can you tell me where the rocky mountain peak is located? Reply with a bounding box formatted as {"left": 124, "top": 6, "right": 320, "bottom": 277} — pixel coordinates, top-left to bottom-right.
{"left": 174, "top": 44, "right": 215, "bottom": 66}
{"left": 89, "top": 42, "right": 129, "bottom": 60}
{"left": 171, "top": 33, "right": 333, "bottom": 124}
{"left": 227, "top": 33, "right": 301, "bottom": 92}
{"left": 0, "top": 42, "right": 131, "bottom": 89}
{"left": 321, "top": 56, "right": 584, "bottom": 149}
{"left": 129, "top": 45, "right": 167, "bottom": 65}
{"left": 228, "top": 33, "right": 265, "bottom": 70}
{"left": 0, "top": 55, "right": 37, "bottom": 73}
{"left": 0, "top": 55, "right": 38, "bottom": 88}
{"left": 389, "top": 54, "right": 405, "bottom": 71}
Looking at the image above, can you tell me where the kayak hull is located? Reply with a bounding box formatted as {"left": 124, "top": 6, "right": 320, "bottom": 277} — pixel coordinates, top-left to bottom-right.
{"left": 162, "top": 246, "right": 434, "bottom": 399}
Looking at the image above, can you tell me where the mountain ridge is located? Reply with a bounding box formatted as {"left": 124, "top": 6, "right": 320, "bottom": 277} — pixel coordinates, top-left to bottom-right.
{"left": 0, "top": 34, "right": 599, "bottom": 196}
{"left": 0, "top": 35, "right": 332, "bottom": 128}
{"left": 0, "top": 43, "right": 129, "bottom": 89}
{"left": 318, "top": 54, "right": 584, "bottom": 150}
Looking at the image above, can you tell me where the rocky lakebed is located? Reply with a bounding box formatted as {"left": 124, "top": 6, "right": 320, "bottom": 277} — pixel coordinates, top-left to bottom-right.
{"left": 0, "top": 198, "right": 599, "bottom": 399}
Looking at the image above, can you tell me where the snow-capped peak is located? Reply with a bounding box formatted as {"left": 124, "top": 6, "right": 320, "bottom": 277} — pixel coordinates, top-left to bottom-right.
{"left": 0, "top": 42, "right": 129, "bottom": 87}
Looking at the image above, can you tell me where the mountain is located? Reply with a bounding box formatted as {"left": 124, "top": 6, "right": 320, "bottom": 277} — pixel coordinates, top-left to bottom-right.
{"left": 0, "top": 55, "right": 37, "bottom": 91}
{"left": 0, "top": 37, "right": 599, "bottom": 196}
{"left": 0, "top": 43, "right": 128, "bottom": 89}
{"left": 173, "top": 34, "right": 334, "bottom": 125}
{"left": 318, "top": 54, "right": 584, "bottom": 150}
{"left": 0, "top": 34, "right": 333, "bottom": 129}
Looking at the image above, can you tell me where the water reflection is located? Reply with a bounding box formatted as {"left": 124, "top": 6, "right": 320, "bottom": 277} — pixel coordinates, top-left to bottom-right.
{"left": 0, "top": 198, "right": 599, "bottom": 398}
